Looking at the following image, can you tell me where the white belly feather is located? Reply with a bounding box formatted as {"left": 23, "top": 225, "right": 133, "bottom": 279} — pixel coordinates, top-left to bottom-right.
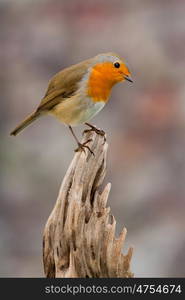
{"left": 51, "top": 95, "right": 105, "bottom": 126}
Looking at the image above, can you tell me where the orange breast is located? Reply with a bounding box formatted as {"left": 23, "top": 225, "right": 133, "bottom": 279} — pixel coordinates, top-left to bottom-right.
{"left": 87, "top": 62, "right": 117, "bottom": 102}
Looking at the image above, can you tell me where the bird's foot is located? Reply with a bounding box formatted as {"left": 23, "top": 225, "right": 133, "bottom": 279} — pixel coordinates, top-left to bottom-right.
{"left": 75, "top": 139, "right": 94, "bottom": 155}
{"left": 84, "top": 123, "right": 106, "bottom": 143}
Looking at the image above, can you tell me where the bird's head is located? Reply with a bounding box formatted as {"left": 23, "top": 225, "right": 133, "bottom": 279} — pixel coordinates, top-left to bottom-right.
{"left": 92, "top": 52, "right": 133, "bottom": 84}
{"left": 87, "top": 52, "right": 132, "bottom": 102}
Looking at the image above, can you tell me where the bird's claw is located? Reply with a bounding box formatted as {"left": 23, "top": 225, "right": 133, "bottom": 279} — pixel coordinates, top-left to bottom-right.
{"left": 84, "top": 125, "right": 106, "bottom": 144}
{"left": 75, "top": 139, "right": 94, "bottom": 155}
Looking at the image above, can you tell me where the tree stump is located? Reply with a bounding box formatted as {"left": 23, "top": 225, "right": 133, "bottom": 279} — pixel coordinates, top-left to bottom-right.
{"left": 43, "top": 130, "right": 133, "bottom": 278}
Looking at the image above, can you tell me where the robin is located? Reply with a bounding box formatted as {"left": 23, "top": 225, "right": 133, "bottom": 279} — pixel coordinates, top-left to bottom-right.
{"left": 10, "top": 52, "right": 133, "bottom": 153}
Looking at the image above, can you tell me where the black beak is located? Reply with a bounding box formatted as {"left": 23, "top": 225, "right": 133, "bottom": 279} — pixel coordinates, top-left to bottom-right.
{"left": 124, "top": 75, "right": 133, "bottom": 83}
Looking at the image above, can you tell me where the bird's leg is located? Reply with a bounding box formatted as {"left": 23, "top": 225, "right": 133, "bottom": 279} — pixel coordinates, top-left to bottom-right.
{"left": 68, "top": 126, "right": 94, "bottom": 155}
{"left": 84, "top": 122, "right": 106, "bottom": 142}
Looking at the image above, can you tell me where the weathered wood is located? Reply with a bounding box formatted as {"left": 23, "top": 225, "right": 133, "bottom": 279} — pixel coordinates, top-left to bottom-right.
{"left": 43, "top": 130, "right": 133, "bottom": 278}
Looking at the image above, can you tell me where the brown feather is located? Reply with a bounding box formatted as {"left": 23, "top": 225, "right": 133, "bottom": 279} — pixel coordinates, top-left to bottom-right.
{"left": 10, "top": 58, "right": 92, "bottom": 135}
{"left": 10, "top": 111, "right": 41, "bottom": 136}
{"left": 36, "top": 58, "right": 91, "bottom": 112}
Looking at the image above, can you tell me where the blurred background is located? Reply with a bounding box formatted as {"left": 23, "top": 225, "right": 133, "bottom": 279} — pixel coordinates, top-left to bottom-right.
{"left": 1, "top": 0, "right": 185, "bottom": 277}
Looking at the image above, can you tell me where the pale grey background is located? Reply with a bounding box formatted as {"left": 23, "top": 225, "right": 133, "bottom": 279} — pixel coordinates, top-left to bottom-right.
{"left": 1, "top": 0, "right": 185, "bottom": 277}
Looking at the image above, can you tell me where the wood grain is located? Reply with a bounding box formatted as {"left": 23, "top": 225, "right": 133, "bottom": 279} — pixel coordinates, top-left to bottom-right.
{"left": 43, "top": 130, "right": 133, "bottom": 278}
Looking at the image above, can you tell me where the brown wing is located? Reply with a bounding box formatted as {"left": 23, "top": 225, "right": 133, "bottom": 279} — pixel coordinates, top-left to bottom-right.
{"left": 36, "top": 59, "right": 91, "bottom": 112}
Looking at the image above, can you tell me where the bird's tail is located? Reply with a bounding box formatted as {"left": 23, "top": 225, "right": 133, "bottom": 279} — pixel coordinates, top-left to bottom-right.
{"left": 10, "top": 111, "right": 41, "bottom": 136}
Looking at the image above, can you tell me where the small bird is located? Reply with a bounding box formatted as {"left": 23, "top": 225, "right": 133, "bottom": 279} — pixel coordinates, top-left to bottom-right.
{"left": 10, "top": 52, "right": 132, "bottom": 153}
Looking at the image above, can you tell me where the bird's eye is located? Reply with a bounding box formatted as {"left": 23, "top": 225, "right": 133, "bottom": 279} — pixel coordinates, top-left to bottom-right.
{"left": 114, "top": 62, "right": 120, "bottom": 68}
